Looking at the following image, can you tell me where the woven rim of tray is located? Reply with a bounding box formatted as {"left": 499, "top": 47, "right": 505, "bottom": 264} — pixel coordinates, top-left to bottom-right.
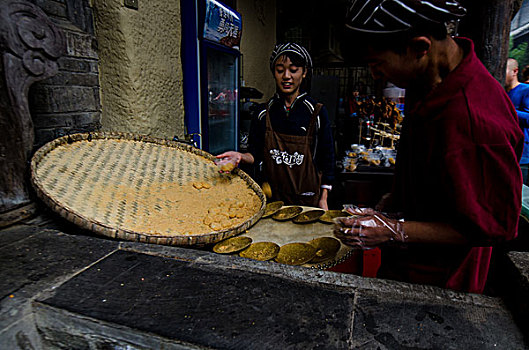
{"left": 30, "top": 132, "right": 266, "bottom": 246}
{"left": 306, "top": 246, "right": 355, "bottom": 270}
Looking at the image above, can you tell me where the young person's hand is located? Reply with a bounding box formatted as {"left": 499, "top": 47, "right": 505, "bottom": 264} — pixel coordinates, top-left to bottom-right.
{"left": 318, "top": 189, "right": 329, "bottom": 210}
{"left": 215, "top": 152, "right": 242, "bottom": 173}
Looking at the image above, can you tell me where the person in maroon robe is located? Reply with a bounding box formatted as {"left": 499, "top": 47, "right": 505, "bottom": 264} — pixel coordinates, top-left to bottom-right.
{"left": 335, "top": 0, "right": 523, "bottom": 293}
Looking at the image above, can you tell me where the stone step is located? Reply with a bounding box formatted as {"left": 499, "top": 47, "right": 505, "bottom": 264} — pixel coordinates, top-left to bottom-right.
{"left": 35, "top": 248, "right": 527, "bottom": 349}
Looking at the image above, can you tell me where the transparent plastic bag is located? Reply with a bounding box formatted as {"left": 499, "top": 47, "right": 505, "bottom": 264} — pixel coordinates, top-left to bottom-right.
{"left": 336, "top": 205, "right": 407, "bottom": 248}
{"left": 215, "top": 157, "right": 237, "bottom": 173}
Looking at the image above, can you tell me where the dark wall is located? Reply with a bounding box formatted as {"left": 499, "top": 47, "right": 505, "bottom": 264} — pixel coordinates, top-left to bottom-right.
{"left": 28, "top": 0, "right": 101, "bottom": 148}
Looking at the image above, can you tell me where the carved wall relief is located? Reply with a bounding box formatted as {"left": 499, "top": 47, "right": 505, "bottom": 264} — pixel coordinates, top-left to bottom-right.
{"left": 0, "top": 0, "right": 65, "bottom": 225}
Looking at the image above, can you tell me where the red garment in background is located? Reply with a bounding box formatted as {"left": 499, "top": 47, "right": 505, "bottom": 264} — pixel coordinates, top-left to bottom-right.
{"left": 378, "top": 38, "right": 524, "bottom": 294}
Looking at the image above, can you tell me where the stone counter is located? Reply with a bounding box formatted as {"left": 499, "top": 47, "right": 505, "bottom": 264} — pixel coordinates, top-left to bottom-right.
{"left": 1, "top": 222, "right": 528, "bottom": 349}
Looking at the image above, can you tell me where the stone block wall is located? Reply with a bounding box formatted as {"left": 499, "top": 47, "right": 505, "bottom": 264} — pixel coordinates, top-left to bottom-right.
{"left": 27, "top": 0, "right": 101, "bottom": 149}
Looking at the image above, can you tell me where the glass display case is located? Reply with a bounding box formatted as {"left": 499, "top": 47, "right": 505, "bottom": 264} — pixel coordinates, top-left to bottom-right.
{"left": 181, "top": 0, "right": 241, "bottom": 154}
{"left": 205, "top": 45, "right": 238, "bottom": 154}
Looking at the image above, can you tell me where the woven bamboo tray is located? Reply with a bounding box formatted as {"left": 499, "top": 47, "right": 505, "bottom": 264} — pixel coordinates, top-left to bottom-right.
{"left": 30, "top": 132, "right": 266, "bottom": 246}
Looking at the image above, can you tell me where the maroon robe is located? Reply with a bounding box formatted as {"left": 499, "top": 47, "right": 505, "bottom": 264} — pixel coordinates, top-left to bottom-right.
{"left": 379, "top": 38, "right": 524, "bottom": 293}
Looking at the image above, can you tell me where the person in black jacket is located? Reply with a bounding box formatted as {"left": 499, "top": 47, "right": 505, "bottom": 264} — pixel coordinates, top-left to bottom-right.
{"left": 216, "top": 43, "right": 335, "bottom": 209}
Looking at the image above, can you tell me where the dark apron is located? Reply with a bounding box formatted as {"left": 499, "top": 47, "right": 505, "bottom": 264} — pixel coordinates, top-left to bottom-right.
{"left": 263, "top": 103, "right": 322, "bottom": 206}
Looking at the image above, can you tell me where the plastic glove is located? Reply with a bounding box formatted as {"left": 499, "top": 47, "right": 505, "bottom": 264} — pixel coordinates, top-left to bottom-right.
{"left": 343, "top": 204, "right": 377, "bottom": 216}
{"left": 333, "top": 212, "right": 407, "bottom": 249}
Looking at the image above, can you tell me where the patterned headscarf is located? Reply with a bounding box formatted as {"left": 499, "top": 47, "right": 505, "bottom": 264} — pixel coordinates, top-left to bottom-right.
{"left": 346, "top": 0, "right": 466, "bottom": 34}
{"left": 269, "top": 43, "right": 313, "bottom": 73}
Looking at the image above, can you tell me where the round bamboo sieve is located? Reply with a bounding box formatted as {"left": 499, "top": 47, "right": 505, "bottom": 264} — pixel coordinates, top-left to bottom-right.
{"left": 30, "top": 132, "right": 266, "bottom": 246}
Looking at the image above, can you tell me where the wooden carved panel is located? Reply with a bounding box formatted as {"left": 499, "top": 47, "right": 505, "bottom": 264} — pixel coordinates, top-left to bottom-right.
{"left": 0, "top": 0, "right": 65, "bottom": 225}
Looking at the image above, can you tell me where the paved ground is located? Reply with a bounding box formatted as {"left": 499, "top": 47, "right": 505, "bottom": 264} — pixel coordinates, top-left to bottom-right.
{"left": 1, "top": 212, "right": 528, "bottom": 349}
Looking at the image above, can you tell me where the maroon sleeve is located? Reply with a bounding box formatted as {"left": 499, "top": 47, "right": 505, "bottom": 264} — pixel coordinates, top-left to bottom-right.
{"left": 441, "top": 88, "right": 523, "bottom": 243}
{"left": 444, "top": 143, "right": 521, "bottom": 242}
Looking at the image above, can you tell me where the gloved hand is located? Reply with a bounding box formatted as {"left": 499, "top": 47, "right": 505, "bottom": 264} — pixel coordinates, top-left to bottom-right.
{"left": 333, "top": 211, "right": 407, "bottom": 249}
{"left": 343, "top": 204, "right": 377, "bottom": 216}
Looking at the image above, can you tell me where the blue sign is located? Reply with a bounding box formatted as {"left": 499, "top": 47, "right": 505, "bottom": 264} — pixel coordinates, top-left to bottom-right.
{"left": 203, "top": 0, "right": 242, "bottom": 49}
